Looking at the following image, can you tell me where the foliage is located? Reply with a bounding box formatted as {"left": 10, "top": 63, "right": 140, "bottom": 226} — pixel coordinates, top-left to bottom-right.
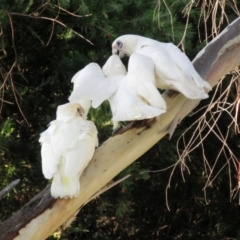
{"left": 0, "top": 0, "right": 240, "bottom": 239}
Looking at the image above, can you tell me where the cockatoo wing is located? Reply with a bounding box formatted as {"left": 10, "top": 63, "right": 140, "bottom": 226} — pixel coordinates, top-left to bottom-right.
{"left": 138, "top": 45, "right": 188, "bottom": 85}
{"left": 51, "top": 120, "right": 98, "bottom": 198}
{"left": 69, "top": 63, "right": 118, "bottom": 108}
{"left": 39, "top": 120, "right": 73, "bottom": 179}
{"left": 40, "top": 142, "right": 59, "bottom": 179}
{"left": 108, "top": 77, "right": 166, "bottom": 124}
{"left": 127, "top": 53, "right": 167, "bottom": 110}
{"left": 64, "top": 121, "right": 97, "bottom": 176}
{"left": 39, "top": 113, "right": 98, "bottom": 198}
{"left": 138, "top": 44, "right": 210, "bottom": 99}
{"left": 39, "top": 121, "right": 63, "bottom": 179}
{"left": 163, "top": 43, "right": 212, "bottom": 90}
{"left": 167, "top": 80, "right": 209, "bottom": 99}
{"left": 103, "top": 55, "right": 166, "bottom": 130}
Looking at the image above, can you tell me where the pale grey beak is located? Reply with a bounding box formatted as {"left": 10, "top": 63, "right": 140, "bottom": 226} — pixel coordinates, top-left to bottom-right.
{"left": 119, "top": 51, "right": 125, "bottom": 58}
{"left": 112, "top": 48, "right": 118, "bottom": 54}
{"left": 112, "top": 48, "right": 125, "bottom": 58}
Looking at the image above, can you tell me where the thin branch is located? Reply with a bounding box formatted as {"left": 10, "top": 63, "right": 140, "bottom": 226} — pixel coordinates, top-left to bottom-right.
{"left": 6, "top": 14, "right": 30, "bottom": 126}
{"left": 0, "top": 179, "right": 20, "bottom": 200}
{"left": 8, "top": 12, "right": 93, "bottom": 45}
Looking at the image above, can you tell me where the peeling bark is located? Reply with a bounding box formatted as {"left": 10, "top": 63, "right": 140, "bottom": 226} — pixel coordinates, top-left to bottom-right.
{"left": 0, "top": 17, "right": 240, "bottom": 240}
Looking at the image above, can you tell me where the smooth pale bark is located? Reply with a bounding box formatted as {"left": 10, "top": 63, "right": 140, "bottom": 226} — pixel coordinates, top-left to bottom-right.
{"left": 0, "top": 17, "right": 240, "bottom": 240}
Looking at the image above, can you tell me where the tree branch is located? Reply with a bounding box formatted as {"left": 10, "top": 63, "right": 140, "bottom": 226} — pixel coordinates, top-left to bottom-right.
{"left": 0, "top": 17, "right": 240, "bottom": 240}
{"left": 168, "top": 17, "right": 240, "bottom": 137}
{"left": 0, "top": 179, "right": 20, "bottom": 200}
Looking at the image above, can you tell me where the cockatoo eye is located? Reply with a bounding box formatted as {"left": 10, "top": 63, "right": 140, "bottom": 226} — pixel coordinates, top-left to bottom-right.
{"left": 116, "top": 40, "right": 123, "bottom": 49}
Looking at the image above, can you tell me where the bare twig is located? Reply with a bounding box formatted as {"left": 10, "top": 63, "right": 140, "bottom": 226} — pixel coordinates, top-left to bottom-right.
{"left": 7, "top": 14, "right": 30, "bottom": 126}
{"left": 170, "top": 71, "right": 240, "bottom": 205}
{"left": 0, "top": 179, "right": 20, "bottom": 200}
{"left": 0, "top": 3, "right": 93, "bottom": 123}
{"left": 8, "top": 12, "right": 93, "bottom": 45}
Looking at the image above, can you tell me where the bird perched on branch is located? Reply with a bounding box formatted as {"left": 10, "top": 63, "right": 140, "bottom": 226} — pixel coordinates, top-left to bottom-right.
{"left": 69, "top": 55, "right": 166, "bottom": 130}
{"left": 112, "top": 34, "right": 212, "bottom": 99}
{"left": 39, "top": 103, "right": 98, "bottom": 199}
{"left": 103, "top": 54, "right": 166, "bottom": 130}
{"left": 68, "top": 63, "right": 118, "bottom": 118}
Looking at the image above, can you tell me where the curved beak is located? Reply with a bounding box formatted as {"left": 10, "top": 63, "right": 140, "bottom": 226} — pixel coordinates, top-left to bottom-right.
{"left": 112, "top": 46, "right": 125, "bottom": 58}
{"left": 119, "top": 51, "right": 125, "bottom": 58}
{"left": 112, "top": 48, "right": 118, "bottom": 54}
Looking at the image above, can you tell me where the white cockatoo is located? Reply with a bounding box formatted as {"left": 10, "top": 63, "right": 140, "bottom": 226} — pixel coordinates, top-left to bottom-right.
{"left": 112, "top": 34, "right": 212, "bottom": 99}
{"left": 68, "top": 54, "right": 166, "bottom": 130}
{"left": 39, "top": 103, "right": 98, "bottom": 199}
{"left": 102, "top": 54, "right": 167, "bottom": 130}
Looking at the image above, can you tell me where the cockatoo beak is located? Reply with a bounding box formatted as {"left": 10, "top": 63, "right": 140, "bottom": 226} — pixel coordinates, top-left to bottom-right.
{"left": 119, "top": 51, "right": 125, "bottom": 58}
{"left": 112, "top": 47, "right": 125, "bottom": 58}
{"left": 112, "top": 48, "right": 118, "bottom": 54}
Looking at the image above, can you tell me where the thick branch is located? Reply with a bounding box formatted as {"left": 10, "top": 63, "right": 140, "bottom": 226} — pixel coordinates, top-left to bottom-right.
{"left": 0, "top": 186, "right": 56, "bottom": 240}
{"left": 0, "top": 17, "right": 240, "bottom": 240}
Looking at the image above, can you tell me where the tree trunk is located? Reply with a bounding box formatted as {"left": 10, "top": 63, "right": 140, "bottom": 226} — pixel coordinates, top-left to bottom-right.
{"left": 0, "top": 17, "right": 240, "bottom": 240}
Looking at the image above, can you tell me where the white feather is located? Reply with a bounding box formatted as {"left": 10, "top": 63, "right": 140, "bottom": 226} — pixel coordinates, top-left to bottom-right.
{"left": 39, "top": 103, "right": 98, "bottom": 199}
{"left": 103, "top": 55, "right": 166, "bottom": 130}
{"left": 127, "top": 53, "right": 167, "bottom": 109}
{"left": 68, "top": 63, "right": 118, "bottom": 111}
{"left": 112, "top": 34, "right": 212, "bottom": 99}
{"left": 102, "top": 54, "right": 127, "bottom": 76}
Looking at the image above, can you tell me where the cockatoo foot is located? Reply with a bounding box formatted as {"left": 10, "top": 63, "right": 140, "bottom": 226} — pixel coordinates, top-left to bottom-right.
{"left": 112, "top": 118, "right": 157, "bottom": 135}
{"left": 132, "top": 118, "right": 156, "bottom": 133}
{"left": 164, "top": 89, "right": 180, "bottom": 98}
{"left": 112, "top": 126, "right": 122, "bottom": 135}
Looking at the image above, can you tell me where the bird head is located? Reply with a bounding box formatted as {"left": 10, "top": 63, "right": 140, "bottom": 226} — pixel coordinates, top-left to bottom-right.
{"left": 112, "top": 35, "right": 138, "bottom": 58}
{"left": 112, "top": 39, "right": 125, "bottom": 58}
{"left": 112, "top": 35, "right": 134, "bottom": 58}
{"left": 56, "top": 103, "right": 85, "bottom": 119}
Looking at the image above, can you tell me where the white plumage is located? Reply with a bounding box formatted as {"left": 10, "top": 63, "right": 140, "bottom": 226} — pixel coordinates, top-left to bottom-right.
{"left": 68, "top": 63, "right": 118, "bottom": 117}
{"left": 39, "top": 103, "right": 98, "bottom": 199}
{"left": 68, "top": 55, "right": 165, "bottom": 130}
{"left": 112, "top": 34, "right": 212, "bottom": 99}
{"left": 103, "top": 54, "right": 166, "bottom": 130}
